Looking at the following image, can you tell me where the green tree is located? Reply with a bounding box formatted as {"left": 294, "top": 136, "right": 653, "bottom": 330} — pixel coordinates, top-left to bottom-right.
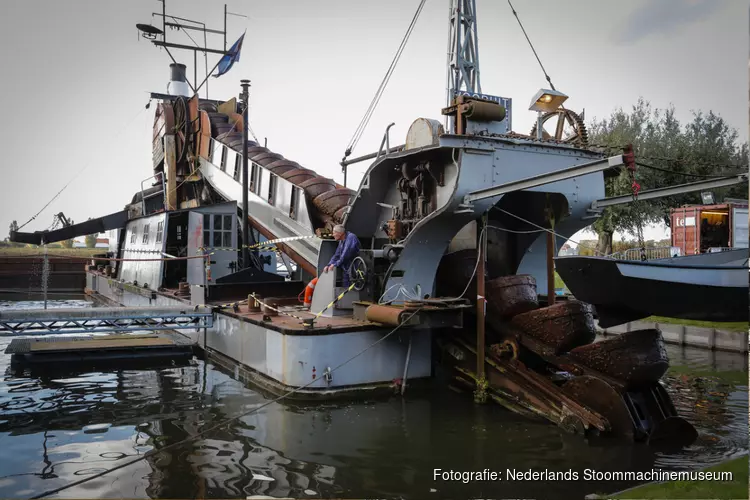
{"left": 587, "top": 98, "right": 747, "bottom": 254}
{"left": 61, "top": 219, "right": 75, "bottom": 249}
{"left": 85, "top": 219, "right": 97, "bottom": 248}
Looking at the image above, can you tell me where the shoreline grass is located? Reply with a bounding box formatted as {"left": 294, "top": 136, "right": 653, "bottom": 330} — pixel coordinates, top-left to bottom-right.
{"left": 0, "top": 247, "right": 105, "bottom": 257}
{"left": 610, "top": 455, "right": 749, "bottom": 499}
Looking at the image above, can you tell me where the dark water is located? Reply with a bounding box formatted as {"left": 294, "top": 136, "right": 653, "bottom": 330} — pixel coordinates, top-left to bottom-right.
{"left": 0, "top": 299, "right": 747, "bottom": 499}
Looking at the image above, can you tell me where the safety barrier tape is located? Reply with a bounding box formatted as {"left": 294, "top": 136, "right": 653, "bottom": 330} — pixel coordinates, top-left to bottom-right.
{"left": 308, "top": 269, "right": 364, "bottom": 322}
{"left": 198, "top": 234, "right": 320, "bottom": 253}
{"left": 214, "top": 298, "right": 248, "bottom": 311}
{"left": 248, "top": 293, "right": 314, "bottom": 323}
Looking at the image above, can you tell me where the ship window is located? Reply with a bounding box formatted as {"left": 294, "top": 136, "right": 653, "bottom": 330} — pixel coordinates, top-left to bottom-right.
{"left": 256, "top": 168, "right": 263, "bottom": 195}
{"left": 223, "top": 231, "right": 232, "bottom": 248}
{"left": 130, "top": 227, "right": 137, "bottom": 244}
{"left": 224, "top": 215, "right": 232, "bottom": 229}
{"left": 268, "top": 174, "right": 277, "bottom": 205}
{"left": 208, "top": 140, "right": 214, "bottom": 161}
{"left": 220, "top": 147, "right": 228, "bottom": 171}
{"left": 156, "top": 221, "right": 164, "bottom": 243}
{"left": 251, "top": 163, "right": 259, "bottom": 192}
{"left": 142, "top": 224, "right": 150, "bottom": 244}
{"left": 234, "top": 155, "right": 241, "bottom": 181}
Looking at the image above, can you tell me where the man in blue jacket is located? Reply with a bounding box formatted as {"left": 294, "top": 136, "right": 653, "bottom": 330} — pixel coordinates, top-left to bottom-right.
{"left": 323, "top": 224, "right": 360, "bottom": 286}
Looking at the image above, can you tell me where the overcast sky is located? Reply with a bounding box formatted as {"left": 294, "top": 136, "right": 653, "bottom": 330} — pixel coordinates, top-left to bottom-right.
{"left": 0, "top": 0, "right": 746, "bottom": 245}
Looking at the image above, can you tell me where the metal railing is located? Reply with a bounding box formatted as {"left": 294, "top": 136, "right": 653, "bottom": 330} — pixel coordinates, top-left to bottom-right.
{"left": 608, "top": 246, "right": 681, "bottom": 261}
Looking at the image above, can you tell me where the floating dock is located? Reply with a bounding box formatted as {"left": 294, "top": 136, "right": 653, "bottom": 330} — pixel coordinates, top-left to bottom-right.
{"left": 5, "top": 331, "right": 196, "bottom": 365}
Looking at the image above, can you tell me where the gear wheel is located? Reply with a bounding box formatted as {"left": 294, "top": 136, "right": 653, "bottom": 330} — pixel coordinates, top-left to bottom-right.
{"left": 529, "top": 108, "right": 588, "bottom": 147}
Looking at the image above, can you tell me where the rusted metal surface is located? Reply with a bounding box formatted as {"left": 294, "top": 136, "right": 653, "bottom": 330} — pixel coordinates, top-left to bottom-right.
{"left": 299, "top": 178, "right": 337, "bottom": 198}
{"left": 365, "top": 304, "right": 407, "bottom": 326}
{"left": 267, "top": 165, "right": 296, "bottom": 177}
{"left": 282, "top": 169, "right": 316, "bottom": 184}
{"left": 509, "top": 300, "right": 596, "bottom": 355}
{"left": 252, "top": 152, "right": 285, "bottom": 166}
{"left": 313, "top": 188, "right": 355, "bottom": 217}
{"left": 485, "top": 274, "right": 539, "bottom": 318}
{"left": 568, "top": 329, "right": 669, "bottom": 387}
{"left": 435, "top": 249, "right": 480, "bottom": 297}
{"left": 561, "top": 375, "right": 634, "bottom": 440}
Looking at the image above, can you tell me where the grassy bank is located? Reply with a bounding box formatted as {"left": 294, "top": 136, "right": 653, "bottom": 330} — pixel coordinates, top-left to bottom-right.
{"left": 611, "top": 455, "right": 749, "bottom": 499}
{"left": 0, "top": 247, "right": 105, "bottom": 257}
{"left": 646, "top": 316, "right": 748, "bottom": 333}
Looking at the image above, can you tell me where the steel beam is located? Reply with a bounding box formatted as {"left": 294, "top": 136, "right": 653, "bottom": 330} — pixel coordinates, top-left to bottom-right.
{"left": 591, "top": 174, "right": 748, "bottom": 209}
{"left": 464, "top": 155, "right": 624, "bottom": 203}
{"left": 152, "top": 40, "right": 229, "bottom": 56}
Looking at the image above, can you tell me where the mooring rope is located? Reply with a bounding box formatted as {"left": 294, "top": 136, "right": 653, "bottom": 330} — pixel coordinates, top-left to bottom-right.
{"left": 28, "top": 307, "right": 423, "bottom": 499}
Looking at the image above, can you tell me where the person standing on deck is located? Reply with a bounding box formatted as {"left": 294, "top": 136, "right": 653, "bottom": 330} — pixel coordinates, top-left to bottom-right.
{"left": 323, "top": 225, "right": 360, "bottom": 286}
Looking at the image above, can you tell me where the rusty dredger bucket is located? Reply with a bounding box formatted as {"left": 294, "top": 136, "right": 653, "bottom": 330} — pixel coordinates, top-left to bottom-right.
{"left": 436, "top": 260, "right": 697, "bottom": 446}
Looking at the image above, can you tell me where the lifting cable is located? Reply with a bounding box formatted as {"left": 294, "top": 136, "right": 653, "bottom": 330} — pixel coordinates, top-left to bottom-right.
{"left": 506, "top": 0, "right": 557, "bottom": 91}
{"left": 343, "top": 0, "right": 427, "bottom": 159}
{"left": 15, "top": 107, "right": 148, "bottom": 232}
{"left": 29, "top": 307, "right": 423, "bottom": 500}
{"left": 636, "top": 161, "right": 746, "bottom": 179}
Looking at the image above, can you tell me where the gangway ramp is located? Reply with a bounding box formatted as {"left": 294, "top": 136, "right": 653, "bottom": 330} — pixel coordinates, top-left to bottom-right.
{"left": 0, "top": 306, "right": 213, "bottom": 335}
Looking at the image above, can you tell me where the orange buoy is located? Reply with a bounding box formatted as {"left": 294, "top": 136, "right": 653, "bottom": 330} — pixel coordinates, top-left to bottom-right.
{"left": 303, "top": 277, "right": 318, "bottom": 308}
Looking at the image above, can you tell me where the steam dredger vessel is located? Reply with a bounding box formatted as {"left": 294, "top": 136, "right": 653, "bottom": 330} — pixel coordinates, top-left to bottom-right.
{"left": 12, "top": 0, "right": 735, "bottom": 446}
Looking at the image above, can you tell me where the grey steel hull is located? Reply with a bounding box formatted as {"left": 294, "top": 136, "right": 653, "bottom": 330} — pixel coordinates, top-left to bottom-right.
{"left": 555, "top": 255, "right": 748, "bottom": 327}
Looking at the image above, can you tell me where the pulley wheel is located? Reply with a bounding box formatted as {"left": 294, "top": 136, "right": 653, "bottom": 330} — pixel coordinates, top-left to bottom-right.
{"left": 349, "top": 256, "right": 367, "bottom": 291}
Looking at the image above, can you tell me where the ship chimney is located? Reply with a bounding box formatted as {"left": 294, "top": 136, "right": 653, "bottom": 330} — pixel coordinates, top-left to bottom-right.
{"left": 166, "top": 63, "right": 191, "bottom": 97}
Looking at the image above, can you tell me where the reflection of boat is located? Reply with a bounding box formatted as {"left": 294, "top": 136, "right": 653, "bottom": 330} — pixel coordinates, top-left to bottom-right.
{"left": 555, "top": 249, "right": 749, "bottom": 328}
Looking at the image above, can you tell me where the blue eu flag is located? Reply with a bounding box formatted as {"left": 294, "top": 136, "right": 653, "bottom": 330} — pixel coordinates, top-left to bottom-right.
{"left": 213, "top": 32, "right": 245, "bottom": 78}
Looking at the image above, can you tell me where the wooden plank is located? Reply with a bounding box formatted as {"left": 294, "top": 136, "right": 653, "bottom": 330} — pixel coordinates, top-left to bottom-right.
{"left": 30, "top": 337, "right": 174, "bottom": 352}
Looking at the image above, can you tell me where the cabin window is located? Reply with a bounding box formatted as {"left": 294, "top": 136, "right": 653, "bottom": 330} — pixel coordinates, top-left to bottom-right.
{"left": 234, "top": 154, "right": 241, "bottom": 181}
{"left": 130, "top": 227, "right": 137, "bottom": 244}
{"left": 220, "top": 147, "right": 228, "bottom": 171}
{"left": 156, "top": 221, "right": 164, "bottom": 243}
{"left": 142, "top": 224, "right": 150, "bottom": 244}
{"left": 268, "top": 174, "right": 277, "bottom": 205}
{"left": 290, "top": 186, "right": 299, "bottom": 220}
{"left": 201, "top": 213, "right": 233, "bottom": 249}
{"left": 208, "top": 139, "right": 214, "bottom": 161}
{"left": 253, "top": 165, "right": 262, "bottom": 195}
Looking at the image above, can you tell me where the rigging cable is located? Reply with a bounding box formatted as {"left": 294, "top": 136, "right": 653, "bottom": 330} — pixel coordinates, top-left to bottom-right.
{"left": 343, "top": 0, "right": 427, "bottom": 159}
{"left": 15, "top": 107, "right": 148, "bottom": 231}
{"left": 29, "top": 307, "right": 422, "bottom": 499}
{"left": 506, "top": 0, "right": 556, "bottom": 90}
{"left": 635, "top": 161, "right": 744, "bottom": 179}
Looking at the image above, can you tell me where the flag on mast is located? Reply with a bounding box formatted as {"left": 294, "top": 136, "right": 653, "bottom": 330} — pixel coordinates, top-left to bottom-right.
{"left": 213, "top": 32, "right": 245, "bottom": 78}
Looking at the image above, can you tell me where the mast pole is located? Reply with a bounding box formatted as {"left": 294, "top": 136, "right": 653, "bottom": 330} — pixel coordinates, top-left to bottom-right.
{"left": 447, "top": 0, "right": 481, "bottom": 133}
{"left": 240, "top": 80, "right": 251, "bottom": 269}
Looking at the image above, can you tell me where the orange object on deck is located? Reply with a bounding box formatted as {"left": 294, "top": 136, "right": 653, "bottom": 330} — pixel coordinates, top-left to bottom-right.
{"left": 303, "top": 277, "right": 318, "bottom": 308}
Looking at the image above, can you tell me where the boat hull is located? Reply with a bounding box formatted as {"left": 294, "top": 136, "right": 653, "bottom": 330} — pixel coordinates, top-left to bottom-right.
{"left": 555, "top": 255, "right": 748, "bottom": 327}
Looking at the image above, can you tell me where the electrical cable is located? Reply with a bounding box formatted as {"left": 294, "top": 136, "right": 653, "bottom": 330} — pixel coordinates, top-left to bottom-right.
{"left": 506, "top": 0, "right": 556, "bottom": 90}
{"left": 29, "top": 307, "right": 422, "bottom": 499}
{"left": 15, "top": 107, "right": 147, "bottom": 231}
{"left": 344, "top": 0, "right": 427, "bottom": 157}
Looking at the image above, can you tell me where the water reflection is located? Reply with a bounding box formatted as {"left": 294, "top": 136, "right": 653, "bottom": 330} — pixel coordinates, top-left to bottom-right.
{"left": 0, "top": 301, "right": 747, "bottom": 499}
